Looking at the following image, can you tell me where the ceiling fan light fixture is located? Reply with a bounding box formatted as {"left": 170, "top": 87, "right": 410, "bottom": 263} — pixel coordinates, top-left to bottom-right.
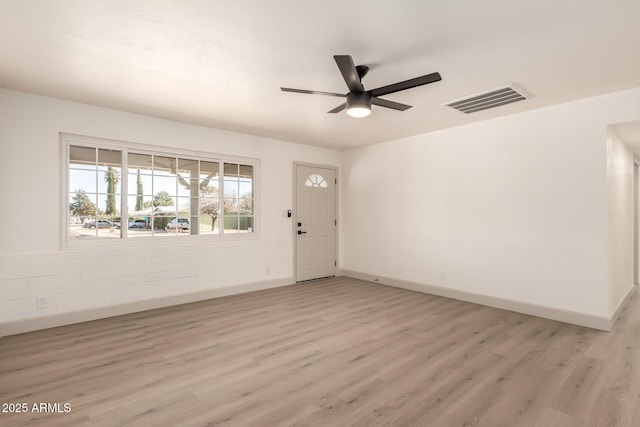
{"left": 346, "top": 106, "right": 371, "bottom": 118}
{"left": 346, "top": 92, "right": 372, "bottom": 118}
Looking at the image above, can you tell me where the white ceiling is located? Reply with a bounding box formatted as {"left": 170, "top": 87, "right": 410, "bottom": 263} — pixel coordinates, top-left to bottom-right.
{"left": 1, "top": 0, "right": 639, "bottom": 150}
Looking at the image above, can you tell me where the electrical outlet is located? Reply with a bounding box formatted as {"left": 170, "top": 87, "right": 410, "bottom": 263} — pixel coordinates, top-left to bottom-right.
{"left": 37, "top": 297, "right": 48, "bottom": 310}
{"left": 265, "top": 267, "right": 271, "bottom": 276}
{"left": 439, "top": 272, "right": 447, "bottom": 281}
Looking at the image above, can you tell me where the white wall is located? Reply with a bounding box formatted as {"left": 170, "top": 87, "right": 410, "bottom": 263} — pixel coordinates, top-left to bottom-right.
{"left": 2, "top": 87, "right": 640, "bottom": 335}
{"left": 342, "top": 88, "right": 640, "bottom": 320}
{"left": 607, "top": 128, "right": 635, "bottom": 314}
{"left": 0, "top": 89, "right": 341, "bottom": 332}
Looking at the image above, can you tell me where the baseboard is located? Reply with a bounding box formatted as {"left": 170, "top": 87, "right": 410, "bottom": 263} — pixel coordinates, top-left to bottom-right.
{"left": 342, "top": 270, "right": 614, "bottom": 331}
{"left": 5, "top": 274, "right": 629, "bottom": 337}
{"left": 1, "top": 277, "right": 295, "bottom": 337}
{"left": 607, "top": 284, "right": 636, "bottom": 330}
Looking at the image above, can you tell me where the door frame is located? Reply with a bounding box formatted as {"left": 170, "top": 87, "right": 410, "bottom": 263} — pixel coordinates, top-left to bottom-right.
{"left": 292, "top": 161, "right": 339, "bottom": 282}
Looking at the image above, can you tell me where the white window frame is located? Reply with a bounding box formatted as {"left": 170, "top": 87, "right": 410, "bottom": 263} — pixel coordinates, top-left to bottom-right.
{"left": 59, "top": 133, "right": 260, "bottom": 249}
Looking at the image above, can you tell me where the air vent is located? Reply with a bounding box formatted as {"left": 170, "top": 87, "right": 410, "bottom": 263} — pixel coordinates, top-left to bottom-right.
{"left": 443, "top": 84, "right": 528, "bottom": 114}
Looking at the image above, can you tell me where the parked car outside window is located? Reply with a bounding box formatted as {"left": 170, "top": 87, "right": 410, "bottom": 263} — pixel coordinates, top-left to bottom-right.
{"left": 83, "top": 220, "right": 113, "bottom": 230}
{"left": 166, "top": 217, "right": 189, "bottom": 232}
{"left": 128, "top": 219, "right": 147, "bottom": 228}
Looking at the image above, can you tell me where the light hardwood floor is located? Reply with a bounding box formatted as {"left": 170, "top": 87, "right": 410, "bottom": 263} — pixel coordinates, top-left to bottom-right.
{"left": 1, "top": 277, "right": 639, "bottom": 426}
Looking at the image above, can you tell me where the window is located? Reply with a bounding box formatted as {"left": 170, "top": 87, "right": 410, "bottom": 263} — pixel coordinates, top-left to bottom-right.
{"left": 223, "top": 163, "right": 254, "bottom": 233}
{"left": 68, "top": 146, "right": 122, "bottom": 239}
{"left": 63, "top": 134, "right": 257, "bottom": 243}
{"left": 305, "top": 173, "right": 327, "bottom": 188}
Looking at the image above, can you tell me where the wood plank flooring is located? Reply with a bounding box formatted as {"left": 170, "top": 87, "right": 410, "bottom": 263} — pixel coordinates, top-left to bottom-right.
{"left": 1, "top": 277, "right": 639, "bottom": 426}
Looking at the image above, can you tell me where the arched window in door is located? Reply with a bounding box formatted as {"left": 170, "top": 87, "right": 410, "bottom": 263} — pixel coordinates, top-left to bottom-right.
{"left": 305, "top": 173, "right": 328, "bottom": 188}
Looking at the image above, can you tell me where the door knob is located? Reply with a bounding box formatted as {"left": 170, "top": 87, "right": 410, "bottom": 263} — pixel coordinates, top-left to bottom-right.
{"left": 298, "top": 230, "right": 307, "bottom": 235}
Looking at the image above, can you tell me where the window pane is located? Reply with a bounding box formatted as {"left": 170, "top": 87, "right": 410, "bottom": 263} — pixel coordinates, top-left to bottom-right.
{"left": 154, "top": 203, "right": 177, "bottom": 219}
{"left": 239, "top": 181, "right": 253, "bottom": 199}
{"left": 223, "top": 198, "right": 238, "bottom": 214}
{"left": 305, "top": 173, "right": 328, "bottom": 188}
{"left": 98, "top": 166, "right": 121, "bottom": 194}
{"left": 78, "top": 217, "right": 99, "bottom": 238}
{"left": 177, "top": 197, "right": 191, "bottom": 217}
{"left": 200, "top": 162, "right": 219, "bottom": 198}
{"left": 178, "top": 158, "right": 198, "bottom": 174}
{"left": 129, "top": 153, "right": 153, "bottom": 171}
{"left": 97, "top": 194, "right": 121, "bottom": 218}
{"left": 223, "top": 213, "right": 240, "bottom": 233}
{"left": 128, "top": 172, "right": 152, "bottom": 196}
{"left": 96, "top": 216, "right": 121, "bottom": 239}
{"left": 98, "top": 149, "right": 121, "bottom": 167}
{"left": 198, "top": 212, "right": 219, "bottom": 235}
{"left": 239, "top": 164, "right": 253, "bottom": 179}
{"left": 177, "top": 173, "right": 193, "bottom": 197}
{"left": 127, "top": 195, "right": 154, "bottom": 215}
{"left": 223, "top": 195, "right": 239, "bottom": 234}
{"left": 153, "top": 174, "right": 177, "bottom": 197}
{"left": 153, "top": 156, "right": 174, "bottom": 172}
{"left": 69, "top": 191, "right": 98, "bottom": 220}
{"left": 199, "top": 197, "right": 218, "bottom": 235}
{"left": 176, "top": 212, "right": 190, "bottom": 236}
{"left": 240, "top": 216, "right": 254, "bottom": 233}
{"left": 69, "top": 146, "right": 96, "bottom": 168}
{"left": 68, "top": 213, "right": 85, "bottom": 240}
{"left": 152, "top": 215, "right": 173, "bottom": 234}
{"left": 127, "top": 197, "right": 153, "bottom": 237}
{"left": 224, "top": 163, "right": 238, "bottom": 177}
{"left": 200, "top": 181, "right": 218, "bottom": 198}
{"left": 223, "top": 223, "right": 239, "bottom": 233}
{"left": 200, "top": 161, "right": 219, "bottom": 177}
{"left": 239, "top": 198, "right": 253, "bottom": 215}
{"left": 224, "top": 179, "right": 238, "bottom": 198}
{"left": 74, "top": 215, "right": 119, "bottom": 238}
{"left": 69, "top": 169, "right": 97, "bottom": 194}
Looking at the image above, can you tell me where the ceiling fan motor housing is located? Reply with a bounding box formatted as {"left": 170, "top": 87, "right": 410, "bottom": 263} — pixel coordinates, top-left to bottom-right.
{"left": 355, "top": 65, "right": 369, "bottom": 80}
{"left": 347, "top": 92, "right": 372, "bottom": 109}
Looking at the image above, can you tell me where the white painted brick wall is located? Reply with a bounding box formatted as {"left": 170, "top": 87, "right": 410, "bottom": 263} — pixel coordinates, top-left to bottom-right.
{"left": 0, "top": 240, "right": 292, "bottom": 323}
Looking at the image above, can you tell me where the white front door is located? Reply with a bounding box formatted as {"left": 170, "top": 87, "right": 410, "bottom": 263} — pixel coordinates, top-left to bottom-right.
{"left": 295, "top": 164, "right": 337, "bottom": 282}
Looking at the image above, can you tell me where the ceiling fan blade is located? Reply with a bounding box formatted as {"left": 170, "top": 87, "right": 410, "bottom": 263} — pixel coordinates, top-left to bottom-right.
{"left": 327, "top": 103, "right": 347, "bottom": 113}
{"left": 281, "top": 87, "right": 345, "bottom": 97}
{"left": 371, "top": 97, "right": 412, "bottom": 111}
{"left": 334, "top": 55, "right": 365, "bottom": 93}
{"left": 371, "top": 72, "right": 442, "bottom": 97}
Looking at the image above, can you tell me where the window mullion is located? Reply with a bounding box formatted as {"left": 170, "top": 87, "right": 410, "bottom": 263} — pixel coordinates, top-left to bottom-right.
{"left": 219, "top": 160, "right": 224, "bottom": 235}
{"left": 94, "top": 147, "right": 99, "bottom": 238}
{"left": 121, "top": 150, "right": 128, "bottom": 239}
{"left": 151, "top": 154, "right": 155, "bottom": 236}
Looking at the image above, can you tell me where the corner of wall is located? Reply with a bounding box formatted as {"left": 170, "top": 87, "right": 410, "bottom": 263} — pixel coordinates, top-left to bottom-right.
{"left": 607, "top": 284, "right": 637, "bottom": 330}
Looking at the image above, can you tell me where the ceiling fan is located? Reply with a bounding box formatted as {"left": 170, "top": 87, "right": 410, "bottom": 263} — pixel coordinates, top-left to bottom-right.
{"left": 281, "top": 55, "right": 442, "bottom": 118}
